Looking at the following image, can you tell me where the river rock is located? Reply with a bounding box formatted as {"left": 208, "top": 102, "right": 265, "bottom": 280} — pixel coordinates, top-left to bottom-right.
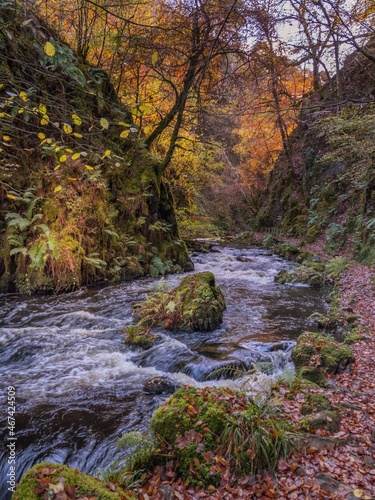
{"left": 14, "top": 461, "right": 131, "bottom": 499}
{"left": 135, "top": 271, "right": 226, "bottom": 332}
{"left": 143, "top": 377, "right": 178, "bottom": 394}
{"left": 300, "top": 410, "right": 341, "bottom": 432}
{"left": 292, "top": 331, "right": 354, "bottom": 373}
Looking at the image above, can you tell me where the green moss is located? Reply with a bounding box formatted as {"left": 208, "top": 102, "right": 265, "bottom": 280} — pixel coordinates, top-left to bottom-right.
{"left": 343, "top": 331, "right": 366, "bottom": 345}
{"left": 136, "top": 272, "right": 225, "bottom": 332}
{"left": 297, "top": 366, "right": 328, "bottom": 388}
{"left": 320, "top": 343, "right": 354, "bottom": 372}
{"left": 275, "top": 266, "right": 326, "bottom": 287}
{"left": 300, "top": 393, "right": 333, "bottom": 415}
{"left": 300, "top": 410, "right": 341, "bottom": 433}
{"left": 151, "top": 386, "right": 292, "bottom": 486}
{"left": 152, "top": 386, "right": 229, "bottom": 443}
{"left": 177, "top": 272, "right": 226, "bottom": 331}
{"left": 13, "top": 462, "right": 134, "bottom": 500}
{"left": 124, "top": 324, "right": 157, "bottom": 349}
{"left": 292, "top": 332, "right": 354, "bottom": 373}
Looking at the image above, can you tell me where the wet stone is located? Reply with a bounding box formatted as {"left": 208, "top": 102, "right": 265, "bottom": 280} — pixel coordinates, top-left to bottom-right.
{"left": 143, "top": 377, "right": 178, "bottom": 395}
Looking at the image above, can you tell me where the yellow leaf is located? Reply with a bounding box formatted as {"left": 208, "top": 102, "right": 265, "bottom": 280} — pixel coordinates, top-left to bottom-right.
{"left": 65, "top": 148, "right": 73, "bottom": 153}
{"left": 68, "top": 177, "right": 77, "bottom": 181}
{"left": 85, "top": 165, "right": 94, "bottom": 170}
{"left": 71, "top": 152, "right": 80, "bottom": 160}
{"left": 54, "top": 165, "right": 60, "bottom": 170}
{"left": 7, "top": 194, "right": 17, "bottom": 200}
{"left": 18, "top": 108, "right": 24, "bottom": 114}
{"left": 0, "top": 148, "right": 3, "bottom": 152}
{"left": 44, "top": 41, "right": 56, "bottom": 57}
{"left": 72, "top": 113, "right": 82, "bottom": 126}
{"left": 2, "top": 135, "right": 11, "bottom": 141}
{"left": 55, "top": 146, "right": 61, "bottom": 152}
{"left": 63, "top": 123, "right": 72, "bottom": 134}
{"left": 139, "top": 104, "right": 151, "bottom": 114}
{"left": 19, "top": 91, "right": 28, "bottom": 101}
{"left": 40, "top": 115, "right": 49, "bottom": 126}
{"left": 353, "top": 490, "right": 364, "bottom": 498}
{"left": 59, "top": 154, "right": 67, "bottom": 163}
{"left": 54, "top": 185, "right": 62, "bottom": 193}
{"left": 152, "top": 51, "right": 159, "bottom": 66}
{"left": 120, "top": 130, "right": 130, "bottom": 139}
{"left": 100, "top": 117, "right": 109, "bottom": 130}
{"left": 118, "top": 121, "right": 130, "bottom": 127}
{"left": 0, "top": 112, "right": 11, "bottom": 118}
{"left": 0, "top": 83, "right": 3, "bottom": 89}
{"left": 73, "top": 133, "right": 83, "bottom": 138}
{"left": 144, "top": 125, "right": 153, "bottom": 135}
{"left": 38, "top": 104, "right": 47, "bottom": 115}
{"left": 104, "top": 149, "right": 111, "bottom": 157}
{"left": 38, "top": 133, "right": 46, "bottom": 140}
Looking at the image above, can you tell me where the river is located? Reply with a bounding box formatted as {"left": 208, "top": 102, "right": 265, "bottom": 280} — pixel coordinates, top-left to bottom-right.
{"left": 0, "top": 245, "right": 327, "bottom": 499}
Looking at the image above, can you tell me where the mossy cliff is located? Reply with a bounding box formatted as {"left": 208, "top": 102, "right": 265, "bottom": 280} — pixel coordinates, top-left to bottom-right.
{"left": 257, "top": 40, "right": 375, "bottom": 265}
{"left": 0, "top": 4, "right": 192, "bottom": 293}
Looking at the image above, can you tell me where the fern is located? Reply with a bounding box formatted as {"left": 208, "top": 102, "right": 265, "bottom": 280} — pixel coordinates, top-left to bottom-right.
{"left": 6, "top": 213, "right": 32, "bottom": 231}
{"left": 9, "top": 247, "right": 28, "bottom": 256}
{"left": 83, "top": 253, "right": 107, "bottom": 269}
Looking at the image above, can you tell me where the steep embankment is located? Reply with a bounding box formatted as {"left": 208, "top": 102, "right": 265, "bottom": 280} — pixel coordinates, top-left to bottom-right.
{"left": 258, "top": 42, "right": 375, "bottom": 266}
{"left": 0, "top": 5, "right": 192, "bottom": 294}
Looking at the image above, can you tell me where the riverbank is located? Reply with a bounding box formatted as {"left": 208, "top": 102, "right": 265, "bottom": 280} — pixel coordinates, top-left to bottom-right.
{"left": 135, "top": 236, "right": 375, "bottom": 499}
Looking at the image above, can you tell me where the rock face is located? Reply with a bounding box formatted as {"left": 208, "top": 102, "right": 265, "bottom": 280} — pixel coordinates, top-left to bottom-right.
{"left": 257, "top": 43, "right": 375, "bottom": 266}
{"left": 135, "top": 271, "right": 226, "bottom": 332}
{"left": 0, "top": 5, "right": 192, "bottom": 294}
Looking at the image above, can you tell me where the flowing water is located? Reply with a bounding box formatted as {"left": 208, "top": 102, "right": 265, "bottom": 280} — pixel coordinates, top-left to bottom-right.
{"left": 0, "top": 245, "right": 327, "bottom": 498}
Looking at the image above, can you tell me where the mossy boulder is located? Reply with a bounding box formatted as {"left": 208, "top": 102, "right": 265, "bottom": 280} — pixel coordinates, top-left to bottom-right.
{"left": 344, "top": 331, "right": 366, "bottom": 345}
{"left": 124, "top": 324, "right": 157, "bottom": 349}
{"left": 176, "top": 272, "right": 226, "bottom": 331}
{"left": 135, "top": 272, "right": 226, "bottom": 332}
{"left": 300, "top": 410, "right": 341, "bottom": 433}
{"left": 151, "top": 386, "right": 292, "bottom": 487}
{"left": 13, "top": 462, "right": 134, "bottom": 500}
{"left": 275, "top": 266, "right": 326, "bottom": 287}
{"left": 298, "top": 366, "right": 328, "bottom": 388}
{"left": 300, "top": 393, "right": 334, "bottom": 415}
{"left": 292, "top": 332, "right": 354, "bottom": 374}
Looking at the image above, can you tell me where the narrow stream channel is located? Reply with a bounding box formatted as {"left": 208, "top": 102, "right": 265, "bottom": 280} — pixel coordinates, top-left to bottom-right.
{"left": 0, "top": 245, "right": 327, "bottom": 498}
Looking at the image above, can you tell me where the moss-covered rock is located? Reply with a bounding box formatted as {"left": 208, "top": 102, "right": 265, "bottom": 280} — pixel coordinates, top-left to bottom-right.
{"left": 275, "top": 266, "right": 326, "bottom": 287}
{"left": 300, "top": 410, "right": 341, "bottom": 433}
{"left": 151, "top": 386, "right": 292, "bottom": 486}
{"left": 298, "top": 366, "right": 328, "bottom": 388}
{"left": 136, "top": 271, "right": 226, "bottom": 332}
{"left": 300, "top": 393, "right": 333, "bottom": 415}
{"left": 292, "top": 332, "right": 354, "bottom": 374}
{"left": 124, "top": 324, "right": 157, "bottom": 349}
{"left": 13, "top": 462, "right": 134, "bottom": 500}
{"left": 343, "top": 331, "right": 366, "bottom": 345}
